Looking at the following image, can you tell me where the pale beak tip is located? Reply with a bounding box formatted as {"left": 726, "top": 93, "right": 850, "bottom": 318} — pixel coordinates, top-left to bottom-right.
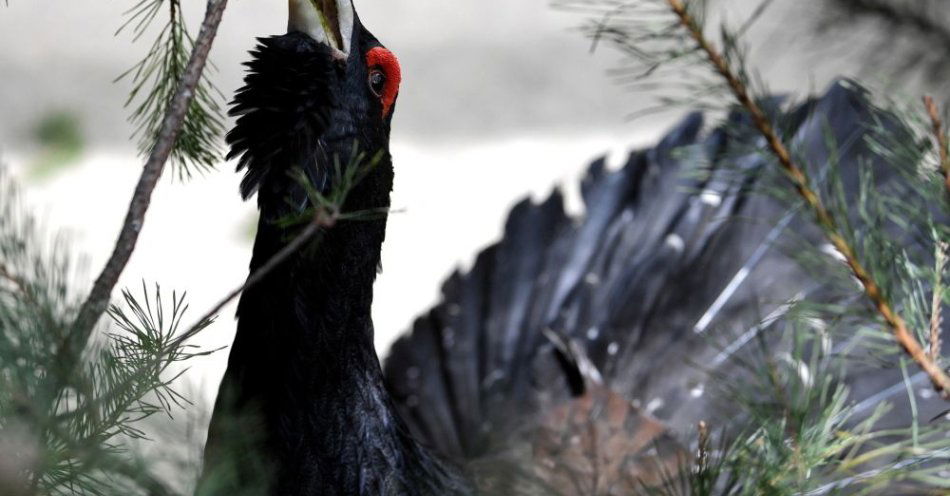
{"left": 288, "top": 0, "right": 355, "bottom": 56}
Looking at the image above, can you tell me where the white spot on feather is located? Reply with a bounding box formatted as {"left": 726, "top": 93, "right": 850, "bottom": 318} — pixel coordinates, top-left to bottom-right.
{"left": 646, "top": 397, "right": 664, "bottom": 414}
{"left": 665, "top": 233, "right": 685, "bottom": 253}
{"left": 700, "top": 190, "right": 722, "bottom": 207}
{"left": 690, "top": 383, "right": 705, "bottom": 398}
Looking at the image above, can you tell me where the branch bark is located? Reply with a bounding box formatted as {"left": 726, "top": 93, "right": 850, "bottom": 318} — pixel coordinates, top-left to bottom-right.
{"left": 930, "top": 243, "right": 946, "bottom": 362}
{"left": 921, "top": 97, "right": 949, "bottom": 364}
{"left": 69, "top": 0, "right": 229, "bottom": 352}
{"left": 923, "top": 96, "right": 950, "bottom": 198}
{"left": 664, "top": 0, "right": 950, "bottom": 397}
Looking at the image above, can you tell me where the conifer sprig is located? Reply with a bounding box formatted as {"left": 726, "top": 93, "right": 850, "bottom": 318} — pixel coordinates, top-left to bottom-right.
{"left": 661, "top": 0, "right": 950, "bottom": 396}
{"left": 70, "top": 0, "right": 230, "bottom": 383}
{"left": 118, "top": 0, "right": 225, "bottom": 179}
{"left": 923, "top": 96, "right": 950, "bottom": 199}
{"left": 560, "top": 0, "right": 950, "bottom": 398}
{"left": 560, "top": 0, "right": 950, "bottom": 492}
{"left": 0, "top": 169, "right": 214, "bottom": 495}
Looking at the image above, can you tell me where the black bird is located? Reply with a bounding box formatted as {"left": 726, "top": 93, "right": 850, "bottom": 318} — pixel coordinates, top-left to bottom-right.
{"left": 199, "top": 2, "right": 472, "bottom": 494}
{"left": 199, "top": 1, "right": 945, "bottom": 494}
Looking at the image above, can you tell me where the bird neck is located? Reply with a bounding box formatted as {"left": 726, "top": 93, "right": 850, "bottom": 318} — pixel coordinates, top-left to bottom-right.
{"left": 226, "top": 164, "right": 426, "bottom": 489}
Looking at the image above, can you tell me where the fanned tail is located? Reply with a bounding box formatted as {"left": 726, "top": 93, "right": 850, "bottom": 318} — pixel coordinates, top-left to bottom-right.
{"left": 383, "top": 81, "right": 946, "bottom": 487}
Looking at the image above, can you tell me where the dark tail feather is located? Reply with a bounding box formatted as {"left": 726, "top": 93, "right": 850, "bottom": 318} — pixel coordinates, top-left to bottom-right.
{"left": 383, "top": 81, "right": 945, "bottom": 469}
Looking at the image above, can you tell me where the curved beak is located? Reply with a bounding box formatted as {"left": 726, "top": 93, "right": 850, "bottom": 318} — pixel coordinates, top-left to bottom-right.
{"left": 288, "top": 0, "right": 355, "bottom": 58}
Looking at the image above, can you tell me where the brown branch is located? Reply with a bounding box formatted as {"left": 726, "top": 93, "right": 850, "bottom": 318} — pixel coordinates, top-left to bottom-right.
{"left": 664, "top": 0, "right": 950, "bottom": 397}
{"left": 918, "top": 96, "right": 948, "bottom": 363}
{"left": 932, "top": 243, "right": 947, "bottom": 362}
{"left": 169, "top": 209, "right": 339, "bottom": 350}
{"left": 696, "top": 420, "right": 709, "bottom": 473}
{"left": 923, "top": 96, "right": 950, "bottom": 198}
{"left": 68, "top": 0, "right": 229, "bottom": 353}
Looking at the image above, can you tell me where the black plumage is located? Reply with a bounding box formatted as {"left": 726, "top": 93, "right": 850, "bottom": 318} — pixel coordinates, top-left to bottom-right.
{"left": 200, "top": 26, "right": 473, "bottom": 496}
{"left": 199, "top": 4, "right": 942, "bottom": 494}
{"left": 385, "top": 82, "right": 948, "bottom": 493}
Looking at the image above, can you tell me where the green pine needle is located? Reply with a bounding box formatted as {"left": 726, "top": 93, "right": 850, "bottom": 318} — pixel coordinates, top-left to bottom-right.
{"left": 117, "top": 0, "right": 225, "bottom": 180}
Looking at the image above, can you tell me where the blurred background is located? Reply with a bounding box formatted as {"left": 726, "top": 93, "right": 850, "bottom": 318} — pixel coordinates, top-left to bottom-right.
{"left": 0, "top": 0, "right": 943, "bottom": 418}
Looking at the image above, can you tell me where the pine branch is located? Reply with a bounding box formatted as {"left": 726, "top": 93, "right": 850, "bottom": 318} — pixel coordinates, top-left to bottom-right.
{"left": 923, "top": 94, "right": 950, "bottom": 365}
{"left": 931, "top": 243, "right": 946, "bottom": 362}
{"left": 923, "top": 96, "right": 950, "bottom": 198}
{"left": 117, "top": 0, "right": 225, "bottom": 178}
{"left": 0, "top": 170, "right": 211, "bottom": 494}
{"left": 664, "top": 0, "right": 950, "bottom": 397}
{"left": 68, "top": 0, "right": 229, "bottom": 383}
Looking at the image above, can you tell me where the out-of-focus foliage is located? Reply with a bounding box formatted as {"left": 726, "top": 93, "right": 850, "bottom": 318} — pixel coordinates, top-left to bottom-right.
{"left": 0, "top": 168, "right": 215, "bottom": 495}
{"left": 28, "top": 111, "right": 85, "bottom": 179}
{"left": 32, "top": 112, "right": 83, "bottom": 156}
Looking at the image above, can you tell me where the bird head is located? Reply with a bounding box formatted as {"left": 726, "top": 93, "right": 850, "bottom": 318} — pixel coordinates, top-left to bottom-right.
{"left": 288, "top": 0, "right": 401, "bottom": 120}
{"left": 228, "top": 0, "right": 401, "bottom": 205}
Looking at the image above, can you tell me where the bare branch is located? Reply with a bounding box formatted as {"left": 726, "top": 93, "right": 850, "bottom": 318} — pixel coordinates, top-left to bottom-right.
{"left": 664, "top": 0, "right": 950, "bottom": 397}
{"left": 69, "top": 0, "right": 230, "bottom": 354}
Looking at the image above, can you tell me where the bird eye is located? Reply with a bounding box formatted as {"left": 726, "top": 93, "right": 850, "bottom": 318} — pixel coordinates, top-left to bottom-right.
{"left": 369, "top": 69, "right": 386, "bottom": 98}
{"left": 365, "top": 47, "right": 401, "bottom": 117}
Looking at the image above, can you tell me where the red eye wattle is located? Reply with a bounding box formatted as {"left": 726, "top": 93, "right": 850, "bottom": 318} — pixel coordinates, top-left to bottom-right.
{"left": 366, "top": 47, "right": 401, "bottom": 118}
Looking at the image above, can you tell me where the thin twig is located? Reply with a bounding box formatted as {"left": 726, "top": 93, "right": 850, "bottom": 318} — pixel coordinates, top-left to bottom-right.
{"left": 69, "top": 0, "right": 230, "bottom": 353}
{"left": 696, "top": 420, "right": 709, "bottom": 472}
{"left": 0, "top": 261, "right": 44, "bottom": 314}
{"left": 931, "top": 243, "right": 947, "bottom": 362}
{"left": 923, "top": 95, "right": 950, "bottom": 198}
{"left": 170, "top": 209, "right": 339, "bottom": 349}
{"left": 664, "top": 0, "right": 950, "bottom": 397}
{"left": 0, "top": 261, "right": 29, "bottom": 298}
